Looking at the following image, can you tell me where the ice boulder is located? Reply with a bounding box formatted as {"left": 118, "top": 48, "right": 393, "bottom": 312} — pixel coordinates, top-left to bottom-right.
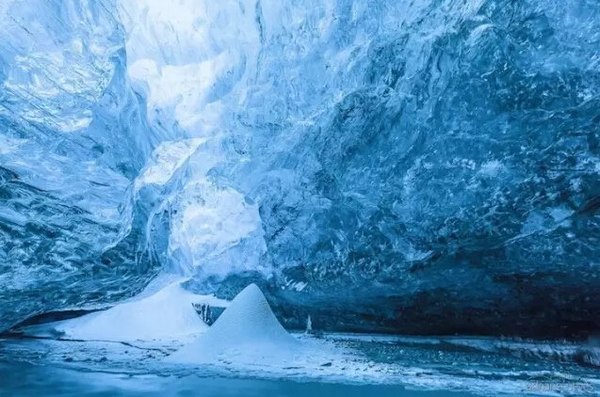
{"left": 168, "top": 284, "right": 301, "bottom": 364}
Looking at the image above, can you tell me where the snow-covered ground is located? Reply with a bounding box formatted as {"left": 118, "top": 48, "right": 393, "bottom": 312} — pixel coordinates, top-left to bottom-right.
{"left": 3, "top": 283, "right": 599, "bottom": 396}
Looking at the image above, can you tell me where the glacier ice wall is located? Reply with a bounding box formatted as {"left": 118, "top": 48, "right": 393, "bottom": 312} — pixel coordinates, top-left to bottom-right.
{"left": 0, "top": 0, "right": 167, "bottom": 330}
{"left": 1, "top": 0, "right": 600, "bottom": 337}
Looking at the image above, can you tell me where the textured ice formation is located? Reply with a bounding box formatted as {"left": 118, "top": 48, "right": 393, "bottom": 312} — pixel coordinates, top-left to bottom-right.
{"left": 0, "top": 0, "right": 161, "bottom": 331}
{"left": 1, "top": 0, "right": 600, "bottom": 337}
{"left": 168, "top": 284, "right": 300, "bottom": 364}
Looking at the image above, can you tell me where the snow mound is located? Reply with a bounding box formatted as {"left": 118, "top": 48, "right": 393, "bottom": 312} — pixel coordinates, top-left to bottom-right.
{"left": 167, "top": 284, "right": 301, "bottom": 364}
{"left": 50, "top": 281, "right": 227, "bottom": 342}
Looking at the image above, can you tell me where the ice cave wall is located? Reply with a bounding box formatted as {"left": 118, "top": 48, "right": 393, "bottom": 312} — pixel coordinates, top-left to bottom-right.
{"left": 0, "top": 0, "right": 165, "bottom": 330}
{"left": 1, "top": 0, "right": 599, "bottom": 337}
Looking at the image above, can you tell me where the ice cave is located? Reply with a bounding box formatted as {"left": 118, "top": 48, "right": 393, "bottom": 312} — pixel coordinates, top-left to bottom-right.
{"left": 0, "top": 0, "right": 599, "bottom": 396}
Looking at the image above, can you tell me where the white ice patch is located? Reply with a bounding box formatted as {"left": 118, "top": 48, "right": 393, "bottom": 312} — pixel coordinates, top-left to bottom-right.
{"left": 135, "top": 138, "right": 206, "bottom": 190}
{"left": 167, "top": 284, "right": 297, "bottom": 363}
{"left": 168, "top": 284, "right": 328, "bottom": 366}
{"left": 50, "top": 280, "right": 227, "bottom": 342}
{"left": 168, "top": 179, "right": 267, "bottom": 278}
{"left": 0, "top": 135, "right": 26, "bottom": 155}
{"left": 478, "top": 159, "right": 504, "bottom": 178}
{"left": 118, "top": 0, "right": 261, "bottom": 136}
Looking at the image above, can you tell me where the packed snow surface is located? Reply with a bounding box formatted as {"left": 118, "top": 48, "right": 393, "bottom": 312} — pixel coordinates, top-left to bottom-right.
{"left": 168, "top": 284, "right": 305, "bottom": 364}
{"left": 42, "top": 279, "right": 228, "bottom": 342}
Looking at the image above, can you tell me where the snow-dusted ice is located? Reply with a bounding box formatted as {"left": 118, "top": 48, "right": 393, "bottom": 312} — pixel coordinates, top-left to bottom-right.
{"left": 30, "top": 277, "right": 228, "bottom": 342}
{"left": 168, "top": 283, "right": 302, "bottom": 364}
{"left": 4, "top": 281, "right": 600, "bottom": 395}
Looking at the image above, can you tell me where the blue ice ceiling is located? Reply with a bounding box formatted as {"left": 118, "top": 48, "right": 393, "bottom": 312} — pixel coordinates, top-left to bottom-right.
{"left": 0, "top": 0, "right": 599, "bottom": 337}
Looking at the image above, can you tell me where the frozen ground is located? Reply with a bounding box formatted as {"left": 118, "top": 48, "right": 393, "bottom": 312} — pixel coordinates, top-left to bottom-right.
{"left": 1, "top": 333, "right": 599, "bottom": 396}
{"left": 0, "top": 361, "right": 481, "bottom": 397}
{"left": 2, "top": 283, "right": 598, "bottom": 396}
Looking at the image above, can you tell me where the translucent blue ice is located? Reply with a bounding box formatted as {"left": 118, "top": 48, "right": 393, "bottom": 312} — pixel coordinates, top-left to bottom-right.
{"left": 1, "top": 0, "right": 599, "bottom": 336}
